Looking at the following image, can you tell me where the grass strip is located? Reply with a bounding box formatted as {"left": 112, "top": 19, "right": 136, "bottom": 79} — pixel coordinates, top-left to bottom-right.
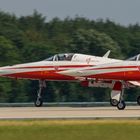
{"left": 0, "top": 120, "right": 139, "bottom": 140}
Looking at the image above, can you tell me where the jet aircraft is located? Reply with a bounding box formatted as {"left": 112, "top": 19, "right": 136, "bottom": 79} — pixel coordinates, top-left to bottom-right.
{"left": 0, "top": 51, "right": 140, "bottom": 110}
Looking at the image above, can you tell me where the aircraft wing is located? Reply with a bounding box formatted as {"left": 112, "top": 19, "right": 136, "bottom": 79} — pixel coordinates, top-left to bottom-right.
{"left": 58, "top": 62, "right": 121, "bottom": 77}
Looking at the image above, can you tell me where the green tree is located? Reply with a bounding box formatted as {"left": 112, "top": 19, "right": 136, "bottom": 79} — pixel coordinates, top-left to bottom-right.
{"left": 0, "top": 36, "right": 20, "bottom": 65}
{"left": 69, "top": 29, "right": 121, "bottom": 58}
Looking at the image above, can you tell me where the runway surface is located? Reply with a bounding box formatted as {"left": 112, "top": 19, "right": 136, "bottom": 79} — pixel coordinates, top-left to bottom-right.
{"left": 0, "top": 106, "right": 140, "bottom": 120}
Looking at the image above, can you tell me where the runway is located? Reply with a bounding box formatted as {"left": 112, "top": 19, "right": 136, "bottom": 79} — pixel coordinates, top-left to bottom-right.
{"left": 0, "top": 106, "right": 140, "bottom": 120}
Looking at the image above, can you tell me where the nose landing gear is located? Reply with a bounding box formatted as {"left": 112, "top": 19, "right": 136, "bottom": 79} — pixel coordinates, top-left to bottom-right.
{"left": 34, "top": 80, "right": 46, "bottom": 107}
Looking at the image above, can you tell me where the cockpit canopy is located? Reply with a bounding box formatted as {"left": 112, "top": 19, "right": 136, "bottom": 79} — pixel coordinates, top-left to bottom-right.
{"left": 127, "top": 54, "right": 140, "bottom": 61}
{"left": 45, "top": 53, "right": 74, "bottom": 61}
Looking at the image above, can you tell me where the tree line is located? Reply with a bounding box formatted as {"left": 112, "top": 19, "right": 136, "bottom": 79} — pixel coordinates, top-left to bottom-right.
{"left": 0, "top": 10, "right": 140, "bottom": 103}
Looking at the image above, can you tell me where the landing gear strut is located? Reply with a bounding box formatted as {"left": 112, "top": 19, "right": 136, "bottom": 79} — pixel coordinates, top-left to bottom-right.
{"left": 34, "top": 80, "right": 46, "bottom": 107}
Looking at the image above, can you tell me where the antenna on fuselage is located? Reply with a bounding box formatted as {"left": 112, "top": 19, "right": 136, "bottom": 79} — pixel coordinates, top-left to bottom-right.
{"left": 103, "top": 50, "right": 111, "bottom": 58}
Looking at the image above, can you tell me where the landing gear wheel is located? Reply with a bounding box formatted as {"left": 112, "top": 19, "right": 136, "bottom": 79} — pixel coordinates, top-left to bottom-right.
{"left": 35, "top": 97, "right": 43, "bottom": 107}
{"left": 137, "top": 96, "right": 140, "bottom": 105}
{"left": 117, "top": 101, "right": 126, "bottom": 110}
{"left": 110, "top": 99, "right": 119, "bottom": 106}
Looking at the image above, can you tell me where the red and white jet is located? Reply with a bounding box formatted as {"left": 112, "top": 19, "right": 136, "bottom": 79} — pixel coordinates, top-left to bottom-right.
{"left": 0, "top": 51, "right": 140, "bottom": 110}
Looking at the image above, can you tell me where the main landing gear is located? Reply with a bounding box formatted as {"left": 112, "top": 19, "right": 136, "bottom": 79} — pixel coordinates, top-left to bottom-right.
{"left": 110, "top": 99, "right": 119, "bottom": 106}
{"left": 111, "top": 92, "right": 140, "bottom": 110}
{"left": 116, "top": 88, "right": 126, "bottom": 110}
{"left": 110, "top": 81, "right": 140, "bottom": 110}
{"left": 110, "top": 81, "right": 126, "bottom": 110}
{"left": 34, "top": 80, "right": 46, "bottom": 107}
{"left": 117, "top": 101, "right": 126, "bottom": 110}
{"left": 110, "top": 96, "right": 126, "bottom": 110}
{"left": 110, "top": 98, "right": 126, "bottom": 110}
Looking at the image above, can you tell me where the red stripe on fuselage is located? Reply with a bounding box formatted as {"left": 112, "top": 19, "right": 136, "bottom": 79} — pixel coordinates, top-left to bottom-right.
{"left": 2, "top": 65, "right": 140, "bottom": 81}
{"left": 87, "top": 71, "right": 140, "bottom": 81}
{"left": 3, "top": 70, "right": 76, "bottom": 81}
{"left": 2, "top": 65, "right": 92, "bottom": 80}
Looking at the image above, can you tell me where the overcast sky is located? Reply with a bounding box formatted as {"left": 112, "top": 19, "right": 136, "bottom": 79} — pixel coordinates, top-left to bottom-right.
{"left": 0, "top": 0, "right": 139, "bottom": 25}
